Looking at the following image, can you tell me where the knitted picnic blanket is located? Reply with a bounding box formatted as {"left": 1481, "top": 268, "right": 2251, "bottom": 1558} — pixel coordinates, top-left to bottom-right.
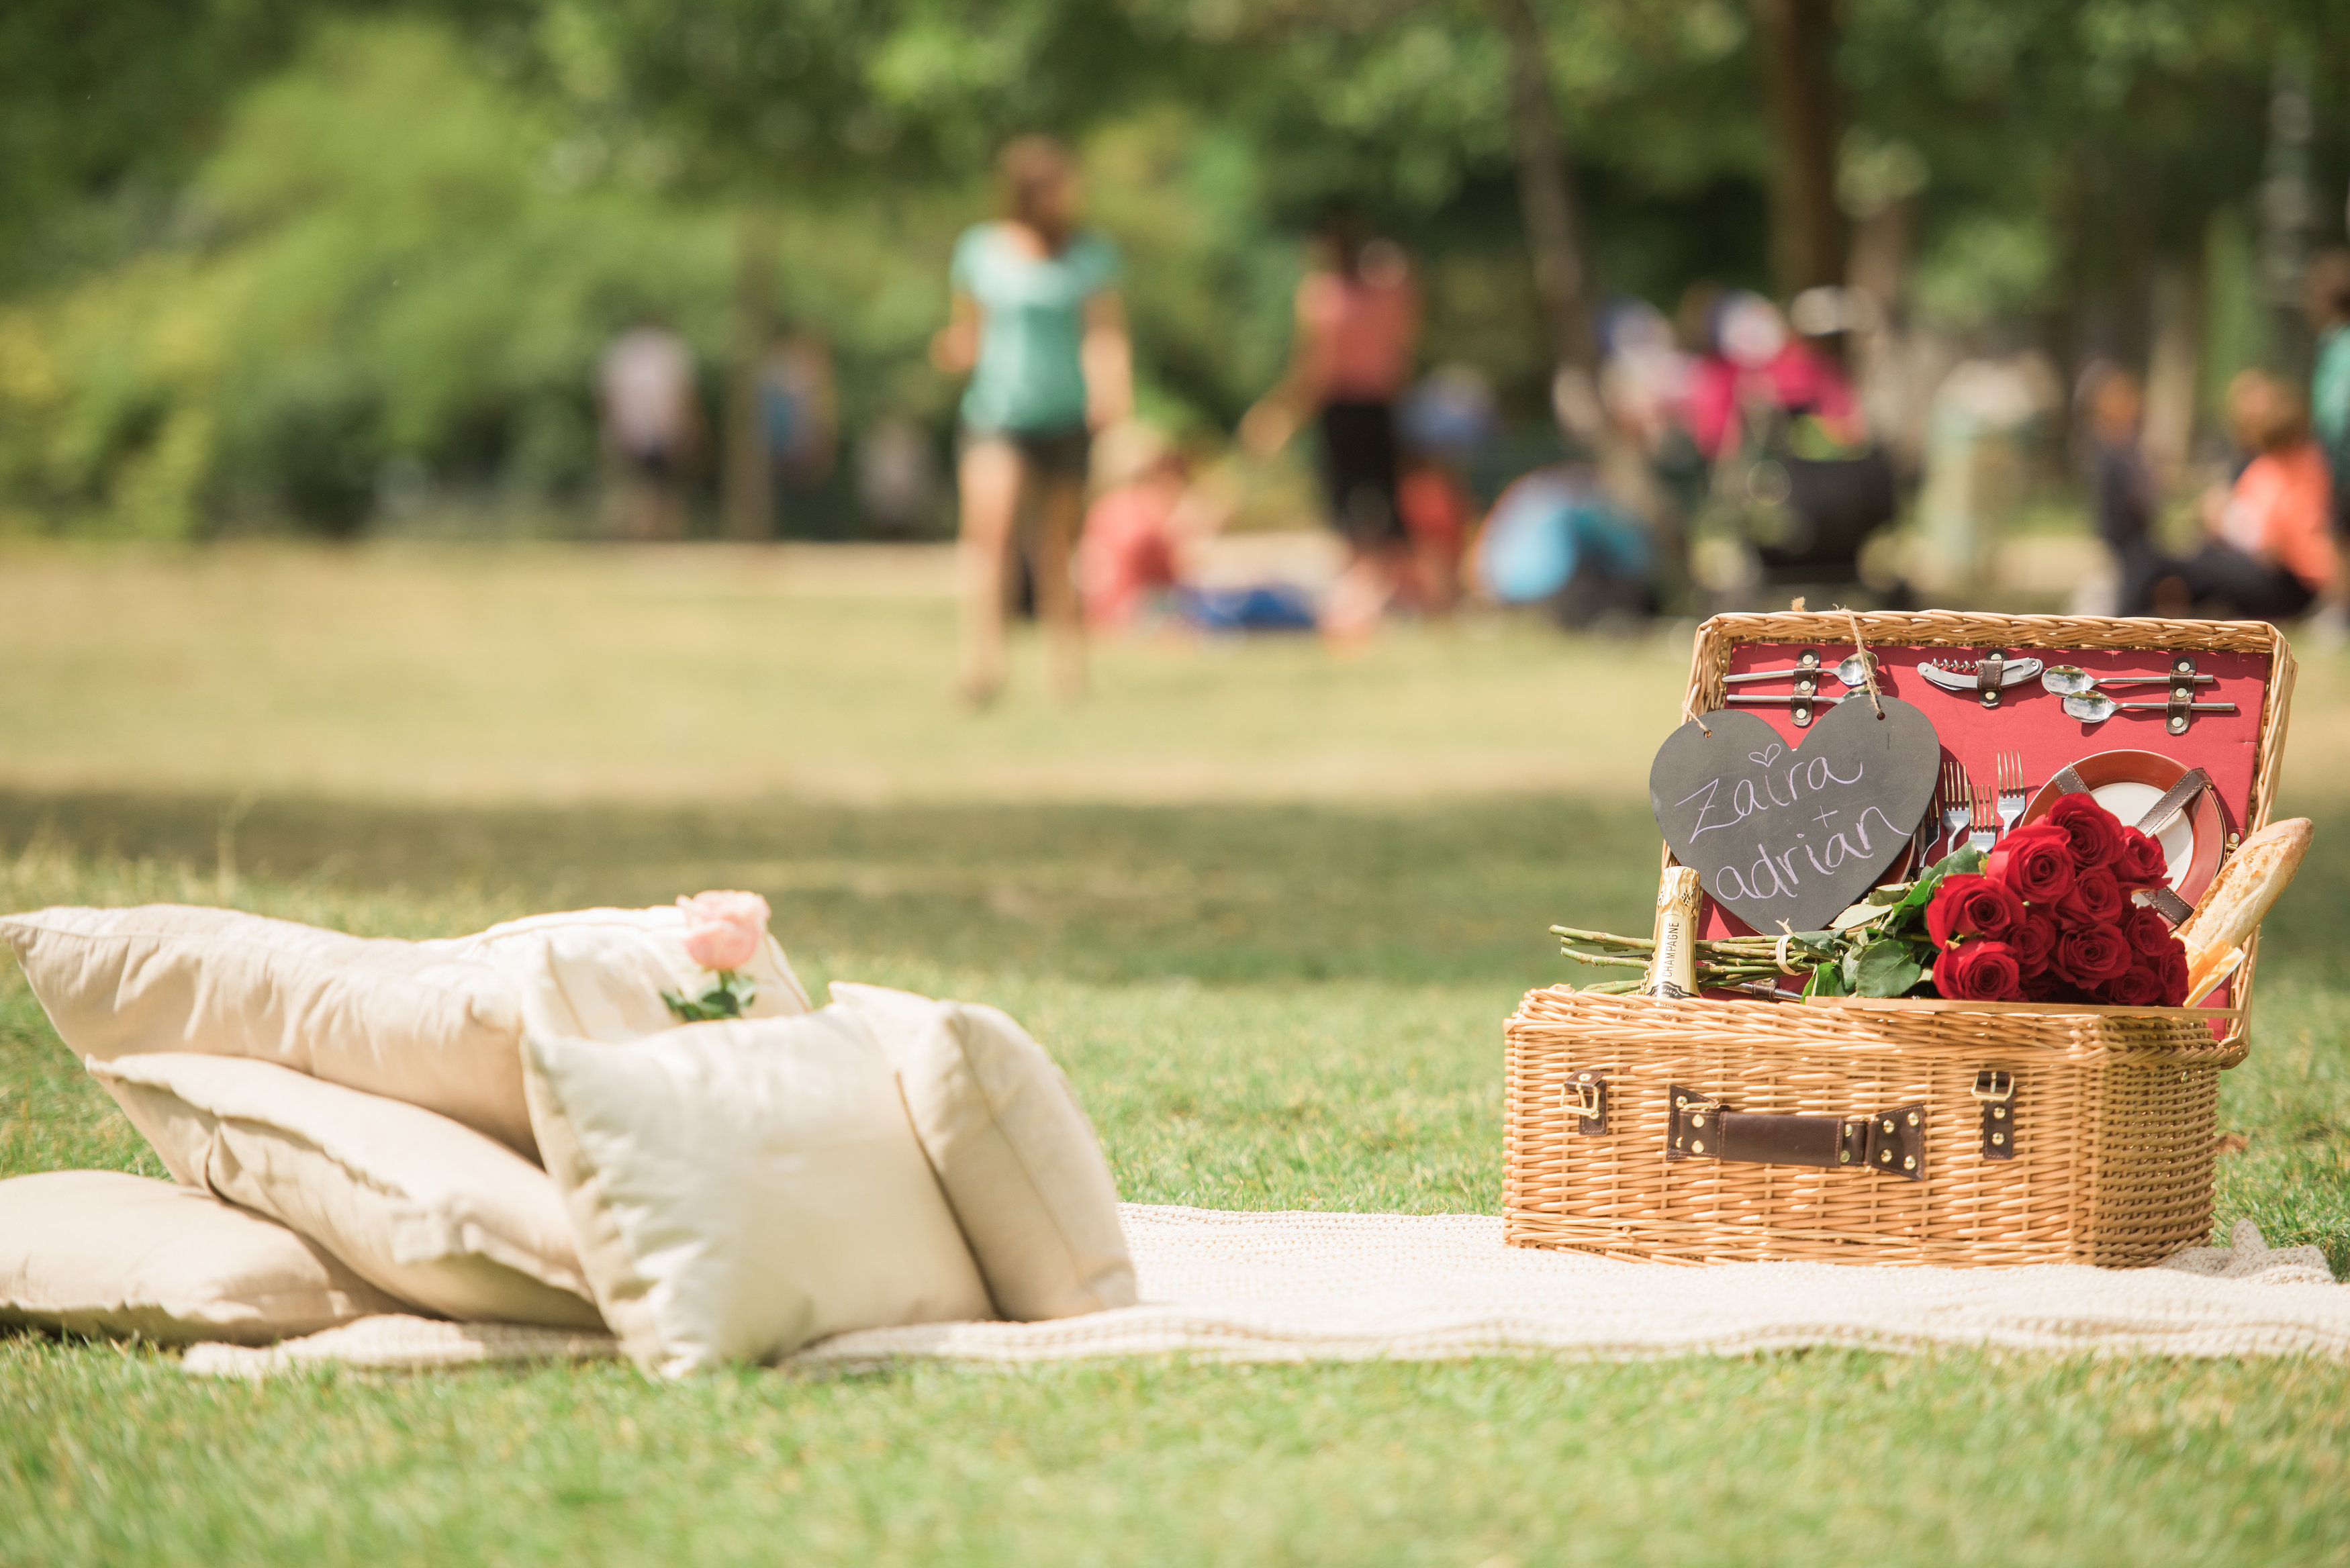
{"left": 181, "top": 1206, "right": 2347, "bottom": 1379}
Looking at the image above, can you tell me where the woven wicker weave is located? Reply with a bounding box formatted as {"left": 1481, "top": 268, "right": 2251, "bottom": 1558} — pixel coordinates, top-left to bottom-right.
{"left": 1505, "top": 611, "right": 2296, "bottom": 1269}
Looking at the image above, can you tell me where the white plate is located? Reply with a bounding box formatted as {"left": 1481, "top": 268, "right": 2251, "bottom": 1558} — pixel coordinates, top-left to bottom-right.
{"left": 2080, "top": 780, "right": 2195, "bottom": 887}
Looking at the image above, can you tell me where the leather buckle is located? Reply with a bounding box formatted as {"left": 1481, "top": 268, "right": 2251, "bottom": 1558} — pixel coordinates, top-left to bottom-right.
{"left": 1791, "top": 647, "right": 1820, "bottom": 730}
{"left": 1977, "top": 649, "right": 2006, "bottom": 709}
{"left": 1971, "top": 1070, "right": 2016, "bottom": 1161}
{"left": 1562, "top": 1071, "right": 1607, "bottom": 1136}
{"left": 2165, "top": 654, "right": 2198, "bottom": 736}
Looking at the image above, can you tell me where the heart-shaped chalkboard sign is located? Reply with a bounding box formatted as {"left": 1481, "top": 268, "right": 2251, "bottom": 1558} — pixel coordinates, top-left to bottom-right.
{"left": 1649, "top": 696, "right": 1940, "bottom": 935}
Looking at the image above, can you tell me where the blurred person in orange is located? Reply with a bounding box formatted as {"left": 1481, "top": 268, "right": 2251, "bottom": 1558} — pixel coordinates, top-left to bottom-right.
{"left": 1395, "top": 366, "right": 1497, "bottom": 618}
{"left": 931, "top": 136, "right": 1131, "bottom": 706}
{"left": 2163, "top": 369, "right": 2339, "bottom": 622}
{"left": 600, "top": 317, "right": 702, "bottom": 540}
{"left": 1241, "top": 213, "right": 1419, "bottom": 640}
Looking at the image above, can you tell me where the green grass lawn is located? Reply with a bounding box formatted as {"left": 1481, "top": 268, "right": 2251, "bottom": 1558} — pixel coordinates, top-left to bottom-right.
{"left": 3, "top": 544, "right": 2349, "bottom": 1565}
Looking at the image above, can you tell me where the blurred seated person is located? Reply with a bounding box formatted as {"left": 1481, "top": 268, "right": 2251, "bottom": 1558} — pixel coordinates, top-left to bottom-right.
{"left": 1397, "top": 456, "right": 1472, "bottom": 616}
{"left": 1394, "top": 367, "right": 1497, "bottom": 618}
{"left": 2078, "top": 363, "right": 2163, "bottom": 616}
{"left": 1078, "top": 423, "right": 1232, "bottom": 632}
{"left": 1686, "top": 292, "right": 1860, "bottom": 464}
{"left": 1472, "top": 467, "right": 1655, "bottom": 629}
{"left": 2160, "top": 370, "right": 2339, "bottom": 623}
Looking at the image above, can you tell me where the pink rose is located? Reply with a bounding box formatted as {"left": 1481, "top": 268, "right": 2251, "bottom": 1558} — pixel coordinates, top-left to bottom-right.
{"left": 677, "top": 890, "right": 771, "bottom": 972}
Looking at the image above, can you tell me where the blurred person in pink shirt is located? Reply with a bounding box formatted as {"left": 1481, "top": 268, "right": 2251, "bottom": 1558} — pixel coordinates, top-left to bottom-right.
{"left": 1685, "top": 292, "right": 1858, "bottom": 463}
{"left": 1241, "top": 214, "right": 1420, "bottom": 636}
{"left": 2164, "top": 369, "right": 2339, "bottom": 623}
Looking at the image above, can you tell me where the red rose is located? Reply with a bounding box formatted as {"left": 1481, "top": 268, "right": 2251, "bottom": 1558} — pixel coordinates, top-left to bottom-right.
{"left": 2123, "top": 906, "right": 2180, "bottom": 960}
{"left": 1986, "top": 824, "right": 2075, "bottom": 905}
{"left": 2158, "top": 948, "right": 2191, "bottom": 1006}
{"left": 2047, "top": 794, "right": 2125, "bottom": 868}
{"left": 2098, "top": 962, "right": 2168, "bottom": 1008}
{"left": 2056, "top": 924, "right": 2132, "bottom": 984}
{"left": 1932, "top": 938, "right": 2024, "bottom": 1002}
{"left": 1926, "top": 873, "right": 2026, "bottom": 947}
{"left": 2022, "top": 967, "right": 2074, "bottom": 1003}
{"left": 2116, "top": 826, "right": 2170, "bottom": 889}
{"left": 2010, "top": 908, "right": 2061, "bottom": 976}
{"left": 2057, "top": 867, "right": 2124, "bottom": 928}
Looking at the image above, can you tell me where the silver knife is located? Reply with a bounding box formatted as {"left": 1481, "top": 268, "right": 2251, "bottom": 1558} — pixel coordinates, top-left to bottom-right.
{"left": 1917, "top": 657, "right": 2044, "bottom": 693}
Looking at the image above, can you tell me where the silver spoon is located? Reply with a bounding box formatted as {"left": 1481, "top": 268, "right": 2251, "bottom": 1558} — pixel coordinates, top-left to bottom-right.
{"left": 2061, "top": 691, "right": 2238, "bottom": 725}
{"left": 2041, "top": 665, "right": 2216, "bottom": 695}
{"left": 1722, "top": 654, "right": 1876, "bottom": 687}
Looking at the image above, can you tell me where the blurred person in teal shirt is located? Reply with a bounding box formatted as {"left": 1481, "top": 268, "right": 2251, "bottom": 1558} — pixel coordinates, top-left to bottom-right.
{"left": 931, "top": 136, "right": 1131, "bottom": 706}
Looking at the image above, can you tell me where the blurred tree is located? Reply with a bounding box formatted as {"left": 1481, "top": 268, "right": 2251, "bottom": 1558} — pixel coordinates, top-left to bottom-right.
{"left": 1752, "top": 0, "right": 1846, "bottom": 297}
{"left": 5, "top": 0, "right": 2347, "bottom": 537}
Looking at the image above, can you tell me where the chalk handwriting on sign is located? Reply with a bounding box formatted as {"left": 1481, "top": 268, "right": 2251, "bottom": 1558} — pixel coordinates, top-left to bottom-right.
{"left": 1647, "top": 697, "right": 1941, "bottom": 934}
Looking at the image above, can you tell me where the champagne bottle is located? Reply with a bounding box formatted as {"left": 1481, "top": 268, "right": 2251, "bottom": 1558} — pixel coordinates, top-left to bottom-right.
{"left": 1642, "top": 867, "right": 1702, "bottom": 999}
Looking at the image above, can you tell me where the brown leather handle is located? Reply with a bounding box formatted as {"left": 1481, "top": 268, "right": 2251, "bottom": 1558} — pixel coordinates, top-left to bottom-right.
{"left": 1667, "top": 1086, "right": 1925, "bottom": 1180}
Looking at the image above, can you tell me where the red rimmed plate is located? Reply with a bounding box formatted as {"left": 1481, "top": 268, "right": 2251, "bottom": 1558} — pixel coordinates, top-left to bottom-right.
{"left": 2019, "top": 749, "right": 2228, "bottom": 908}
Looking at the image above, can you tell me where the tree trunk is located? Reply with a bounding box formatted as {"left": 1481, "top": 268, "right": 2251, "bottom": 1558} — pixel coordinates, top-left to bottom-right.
{"left": 1750, "top": 0, "right": 1846, "bottom": 299}
{"left": 1489, "top": 0, "right": 1593, "bottom": 375}
{"left": 722, "top": 212, "right": 777, "bottom": 541}
{"left": 2142, "top": 256, "right": 2204, "bottom": 489}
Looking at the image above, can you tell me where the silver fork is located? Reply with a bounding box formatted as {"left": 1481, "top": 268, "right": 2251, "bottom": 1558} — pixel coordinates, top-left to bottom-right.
{"left": 1939, "top": 758, "right": 1971, "bottom": 860}
{"left": 1996, "top": 752, "right": 2028, "bottom": 841}
{"left": 1968, "top": 775, "right": 1998, "bottom": 852}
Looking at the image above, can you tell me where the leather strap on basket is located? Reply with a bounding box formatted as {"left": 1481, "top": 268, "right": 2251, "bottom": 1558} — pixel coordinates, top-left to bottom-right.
{"left": 2134, "top": 767, "right": 2211, "bottom": 838}
{"left": 1666, "top": 1086, "right": 1924, "bottom": 1180}
{"left": 2136, "top": 769, "right": 2210, "bottom": 928}
{"left": 1971, "top": 1071, "right": 2016, "bottom": 1160}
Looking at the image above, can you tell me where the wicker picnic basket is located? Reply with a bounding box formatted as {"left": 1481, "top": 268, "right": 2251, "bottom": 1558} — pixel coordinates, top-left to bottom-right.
{"left": 1504, "top": 609, "right": 2297, "bottom": 1267}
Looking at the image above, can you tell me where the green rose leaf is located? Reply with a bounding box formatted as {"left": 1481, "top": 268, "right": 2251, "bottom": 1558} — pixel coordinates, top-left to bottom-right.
{"left": 1854, "top": 940, "right": 1928, "bottom": 998}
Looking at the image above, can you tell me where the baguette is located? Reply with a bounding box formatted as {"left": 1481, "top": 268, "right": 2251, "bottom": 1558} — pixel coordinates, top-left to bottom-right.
{"left": 2178, "top": 818, "right": 2312, "bottom": 992}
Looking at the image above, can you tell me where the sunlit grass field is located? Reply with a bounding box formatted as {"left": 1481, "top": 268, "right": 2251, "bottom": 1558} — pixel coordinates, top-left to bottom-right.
{"left": 3, "top": 544, "right": 2349, "bottom": 1565}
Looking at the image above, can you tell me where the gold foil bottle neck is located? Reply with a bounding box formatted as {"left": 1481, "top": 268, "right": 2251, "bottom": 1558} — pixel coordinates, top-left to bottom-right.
{"left": 1643, "top": 867, "right": 1701, "bottom": 999}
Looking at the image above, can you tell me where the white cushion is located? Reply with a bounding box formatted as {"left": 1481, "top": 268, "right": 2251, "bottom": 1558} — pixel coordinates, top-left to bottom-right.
{"left": 87, "top": 1053, "right": 602, "bottom": 1328}
{"left": 0, "top": 1170, "right": 402, "bottom": 1345}
{"left": 830, "top": 984, "right": 1135, "bottom": 1321}
{"left": 522, "top": 1006, "right": 992, "bottom": 1375}
{"left": 2, "top": 905, "right": 534, "bottom": 1157}
{"left": 451, "top": 905, "right": 810, "bottom": 1043}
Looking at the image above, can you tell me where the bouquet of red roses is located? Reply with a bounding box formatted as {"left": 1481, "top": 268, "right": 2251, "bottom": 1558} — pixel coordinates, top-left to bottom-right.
{"left": 1553, "top": 794, "right": 2195, "bottom": 1006}
{"left": 1920, "top": 795, "right": 2190, "bottom": 1005}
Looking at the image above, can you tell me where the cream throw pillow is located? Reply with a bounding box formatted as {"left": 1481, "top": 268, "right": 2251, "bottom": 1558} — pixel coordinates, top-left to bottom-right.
{"left": 830, "top": 984, "right": 1135, "bottom": 1321}
{"left": 0, "top": 1170, "right": 402, "bottom": 1345}
{"left": 523, "top": 1006, "right": 992, "bottom": 1375}
{"left": 87, "top": 1053, "right": 603, "bottom": 1328}
{"left": 1, "top": 905, "right": 534, "bottom": 1158}
{"left": 451, "top": 906, "right": 810, "bottom": 1043}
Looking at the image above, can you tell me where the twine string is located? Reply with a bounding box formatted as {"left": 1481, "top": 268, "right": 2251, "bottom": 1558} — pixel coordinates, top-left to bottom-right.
{"left": 1838, "top": 604, "right": 1885, "bottom": 719}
